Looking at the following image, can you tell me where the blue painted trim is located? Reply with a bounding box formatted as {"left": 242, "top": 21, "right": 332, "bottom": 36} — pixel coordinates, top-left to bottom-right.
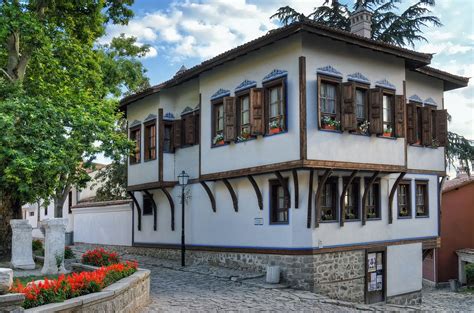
{"left": 347, "top": 72, "right": 370, "bottom": 84}
{"left": 375, "top": 79, "right": 396, "bottom": 90}
{"left": 317, "top": 65, "right": 343, "bottom": 78}
{"left": 163, "top": 112, "right": 175, "bottom": 121}
{"left": 235, "top": 80, "right": 257, "bottom": 92}
{"left": 424, "top": 97, "right": 437, "bottom": 106}
{"left": 211, "top": 88, "right": 230, "bottom": 100}
{"left": 262, "top": 69, "right": 288, "bottom": 83}
{"left": 129, "top": 120, "right": 141, "bottom": 128}
{"left": 408, "top": 94, "right": 423, "bottom": 103}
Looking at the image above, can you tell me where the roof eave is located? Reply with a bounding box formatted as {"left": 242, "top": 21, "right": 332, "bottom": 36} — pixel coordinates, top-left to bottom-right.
{"left": 415, "top": 67, "right": 470, "bottom": 91}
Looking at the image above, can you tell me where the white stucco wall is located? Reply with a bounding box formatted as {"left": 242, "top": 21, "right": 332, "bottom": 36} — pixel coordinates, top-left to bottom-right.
{"left": 386, "top": 243, "right": 423, "bottom": 296}
{"left": 73, "top": 203, "right": 132, "bottom": 246}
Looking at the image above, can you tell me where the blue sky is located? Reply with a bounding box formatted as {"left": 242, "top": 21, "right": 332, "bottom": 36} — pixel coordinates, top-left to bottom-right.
{"left": 103, "top": 0, "right": 473, "bottom": 141}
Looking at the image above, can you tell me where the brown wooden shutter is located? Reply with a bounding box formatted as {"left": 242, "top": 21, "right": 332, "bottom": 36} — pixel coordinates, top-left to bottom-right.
{"left": 435, "top": 109, "right": 448, "bottom": 147}
{"left": 394, "top": 95, "right": 405, "bottom": 138}
{"left": 341, "top": 82, "right": 357, "bottom": 131}
{"left": 194, "top": 111, "right": 200, "bottom": 145}
{"left": 173, "top": 120, "right": 182, "bottom": 148}
{"left": 184, "top": 115, "right": 195, "bottom": 145}
{"left": 250, "top": 88, "right": 264, "bottom": 136}
{"left": 223, "top": 97, "right": 236, "bottom": 142}
{"left": 421, "top": 106, "right": 432, "bottom": 146}
{"left": 406, "top": 102, "right": 417, "bottom": 144}
{"left": 369, "top": 88, "right": 383, "bottom": 134}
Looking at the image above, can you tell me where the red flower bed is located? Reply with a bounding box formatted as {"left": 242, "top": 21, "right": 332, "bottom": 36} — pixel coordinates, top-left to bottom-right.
{"left": 81, "top": 248, "right": 120, "bottom": 266}
{"left": 10, "top": 261, "right": 137, "bottom": 309}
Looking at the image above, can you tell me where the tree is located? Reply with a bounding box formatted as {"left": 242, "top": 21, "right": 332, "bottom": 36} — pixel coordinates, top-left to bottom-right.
{"left": 271, "top": 0, "right": 441, "bottom": 47}
{"left": 447, "top": 132, "right": 473, "bottom": 176}
{"left": 0, "top": 0, "right": 147, "bottom": 257}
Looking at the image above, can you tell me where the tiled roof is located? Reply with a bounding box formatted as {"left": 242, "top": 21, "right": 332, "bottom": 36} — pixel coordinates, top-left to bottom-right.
{"left": 443, "top": 174, "right": 474, "bottom": 193}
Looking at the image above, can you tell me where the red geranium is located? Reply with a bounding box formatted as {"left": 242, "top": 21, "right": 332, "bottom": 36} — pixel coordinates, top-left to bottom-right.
{"left": 81, "top": 248, "right": 120, "bottom": 266}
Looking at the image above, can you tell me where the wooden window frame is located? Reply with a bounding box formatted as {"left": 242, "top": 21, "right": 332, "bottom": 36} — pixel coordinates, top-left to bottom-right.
{"left": 142, "top": 194, "right": 153, "bottom": 216}
{"left": 353, "top": 83, "right": 370, "bottom": 135}
{"left": 269, "top": 178, "right": 289, "bottom": 225}
{"left": 163, "top": 121, "right": 174, "bottom": 153}
{"left": 414, "top": 103, "right": 423, "bottom": 145}
{"left": 129, "top": 125, "right": 141, "bottom": 165}
{"left": 344, "top": 178, "right": 360, "bottom": 221}
{"left": 235, "top": 89, "right": 253, "bottom": 140}
{"left": 181, "top": 112, "right": 195, "bottom": 148}
{"left": 318, "top": 74, "right": 342, "bottom": 130}
{"left": 415, "top": 180, "right": 429, "bottom": 218}
{"left": 263, "top": 77, "right": 287, "bottom": 135}
{"left": 366, "top": 179, "right": 381, "bottom": 220}
{"left": 397, "top": 180, "right": 412, "bottom": 219}
{"left": 381, "top": 90, "right": 396, "bottom": 137}
{"left": 211, "top": 98, "right": 225, "bottom": 147}
{"left": 320, "top": 176, "right": 339, "bottom": 223}
{"left": 144, "top": 120, "right": 157, "bottom": 161}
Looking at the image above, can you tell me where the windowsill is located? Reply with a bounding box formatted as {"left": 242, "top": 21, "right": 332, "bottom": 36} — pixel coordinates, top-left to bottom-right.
{"left": 345, "top": 218, "right": 361, "bottom": 222}
{"left": 318, "top": 128, "right": 343, "bottom": 134}
{"left": 410, "top": 144, "right": 439, "bottom": 150}
{"left": 129, "top": 162, "right": 141, "bottom": 166}
{"left": 211, "top": 142, "right": 229, "bottom": 149}
{"left": 144, "top": 158, "right": 157, "bottom": 163}
{"left": 397, "top": 216, "right": 412, "bottom": 219}
{"left": 366, "top": 217, "right": 382, "bottom": 221}
{"left": 163, "top": 151, "right": 175, "bottom": 154}
{"left": 377, "top": 135, "right": 397, "bottom": 140}
{"left": 142, "top": 214, "right": 153, "bottom": 216}
{"left": 415, "top": 215, "right": 429, "bottom": 218}
{"left": 349, "top": 131, "right": 370, "bottom": 137}
{"left": 269, "top": 222, "right": 289, "bottom": 226}
{"left": 320, "top": 219, "right": 338, "bottom": 223}
{"left": 235, "top": 137, "right": 257, "bottom": 144}
{"left": 264, "top": 129, "right": 288, "bottom": 137}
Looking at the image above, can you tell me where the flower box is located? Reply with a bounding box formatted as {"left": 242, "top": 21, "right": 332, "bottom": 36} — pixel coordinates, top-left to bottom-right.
{"left": 215, "top": 139, "right": 225, "bottom": 146}
{"left": 322, "top": 124, "right": 337, "bottom": 131}
{"left": 382, "top": 132, "right": 392, "bottom": 137}
{"left": 269, "top": 127, "right": 282, "bottom": 135}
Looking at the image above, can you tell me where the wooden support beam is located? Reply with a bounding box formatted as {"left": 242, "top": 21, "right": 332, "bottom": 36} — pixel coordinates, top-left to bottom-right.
{"left": 388, "top": 172, "right": 406, "bottom": 224}
{"left": 222, "top": 178, "right": 238, "bottom": 212}
{"left": 128, "top": 191, "right": 142, "bottom": 231}
{"left": 306, "top": 169, "right": 314, "bottom": 228}
{"left": 292, "top": 169, "right": 299, "bottom": 209}
{"left": 247, "top": 175, "right": 263, "bottom": 210}
{"left": 361, "top": 171, "right": 380, "bottom": 226}
{"left": 200, "top": 181, "right": 216, "bottom": 212}
{"left": 274, "top": 171, "right": 290, "bottom": 208}
{"left": 158, "top": 109, "right": 164, "bottom": 182}
{"left": 315, "top": 169, "right": 333, "bottom": 228}
{"left": 143, "top": 190, "right": 157, "bottom": 231}
{"left": 160, "top": 187, "right": 175, "bottom": 231}
{"left": 339, "top": 170, "right": 359, "bottom": 227}
{"left": 299, "top": 56, "right": 307, "bottom": 160}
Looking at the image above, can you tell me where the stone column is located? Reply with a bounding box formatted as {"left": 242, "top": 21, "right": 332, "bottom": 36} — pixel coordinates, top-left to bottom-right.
{"left": 10, "top": 220, "right": 35, "bottom": 270}
{"left": 41, "top": 218, "right": 68, "bottom": 275}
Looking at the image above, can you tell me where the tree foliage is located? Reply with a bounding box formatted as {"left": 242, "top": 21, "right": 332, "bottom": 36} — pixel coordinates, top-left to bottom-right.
{"left": 446, "top": 132, "right": 473, "bottom": 176}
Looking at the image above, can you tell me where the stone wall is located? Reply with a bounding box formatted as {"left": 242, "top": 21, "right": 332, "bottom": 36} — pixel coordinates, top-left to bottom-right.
{"left": 0, "top": 293, "right": 25, "bottom": 312}
{"left": 386, "top": 290, "right": 422, "bottom": 306}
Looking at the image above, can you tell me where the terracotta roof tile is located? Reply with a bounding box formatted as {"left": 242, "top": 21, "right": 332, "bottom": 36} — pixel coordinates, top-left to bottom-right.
{"left": 443, "top": 174, "right": 474, "bottom": 193}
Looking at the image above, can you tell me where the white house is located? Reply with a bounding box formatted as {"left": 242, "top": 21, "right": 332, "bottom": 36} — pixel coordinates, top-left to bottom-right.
{"left": 119, "top": 13, "right": 468, "bottom": 305}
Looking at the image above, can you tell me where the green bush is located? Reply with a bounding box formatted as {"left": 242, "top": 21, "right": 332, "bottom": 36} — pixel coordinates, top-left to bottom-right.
{"left": 32, "top": 239, "right": 44, "bottom": 256}
{"left": 466, "top": 263, "right": 474, "bottom": 285}
{"left": 64, "top": 246, "right": 75, "bottom": 259}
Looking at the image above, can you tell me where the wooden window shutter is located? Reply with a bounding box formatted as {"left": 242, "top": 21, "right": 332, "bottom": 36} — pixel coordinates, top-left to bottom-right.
{"left": 194, "top": 112, "right": 200, "bottom": 145}
{"left": 250, "top": 88, "right": 264, "bottom": 136}
{"left": 394, "top": 95, "right": 405, "bottom": 138}
{"left": 421, "top": 106, "right": 432, "bottom": 146}
{"left": 183, "top": 115, "right": 195, "bottom": 145}
{"left": 223, "top": 97, "right": 236, "bottom": 142}
{"left": 369, "top": 88, "right": 383, "bottom": 134}
{"left": 341, "top": 82, "right": 357, "bottom": 131}
{"left": 406, "top": 102, "right": 417, "bottom": 144}
{"left": 173, "top": 120, "right": 182, "bottom": 148}
{"left": 435, "top": 109, "right": 448, "bottom": 147}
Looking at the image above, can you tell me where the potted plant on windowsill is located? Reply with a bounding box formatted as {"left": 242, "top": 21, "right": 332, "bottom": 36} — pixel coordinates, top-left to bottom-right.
{"left": 321, "top": 116, "right": 340, "bottom": 131}
{"left": 367, "top": 211, "right": 376, "bottom": 219}
{"left": 237, "top": 129, "right": 252, "bottom": 142}
{"left": 213, "top": 133, "right": 224, "bottom": 146}
{"left": 382, "top": 126, "right": 393, "bottom": 137}
{"left": 345, "top": 212, "right": 356, "bottom": 220}
{"left": 358, "top": 120, "right": 370, "bottom": 135}
{"left": 269, "top": 120, "right": 283, "bottom": 135}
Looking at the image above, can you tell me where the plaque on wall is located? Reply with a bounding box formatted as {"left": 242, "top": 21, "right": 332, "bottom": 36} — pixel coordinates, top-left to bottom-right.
{"left": 368, "top": 253, "right": 376, "bottom": 272}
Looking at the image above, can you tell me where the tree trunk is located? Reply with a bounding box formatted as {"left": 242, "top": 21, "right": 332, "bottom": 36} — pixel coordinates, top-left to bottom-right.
{"left": 53, "top": 185, "right": 71, "bottom": 218}
{"left": 0, "top": 193, "right": 21, "bottom": 259}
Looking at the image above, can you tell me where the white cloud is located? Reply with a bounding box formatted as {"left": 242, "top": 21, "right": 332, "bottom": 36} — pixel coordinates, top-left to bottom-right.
{"left": 418, "top": 42, "right": 472, "bottom": 55}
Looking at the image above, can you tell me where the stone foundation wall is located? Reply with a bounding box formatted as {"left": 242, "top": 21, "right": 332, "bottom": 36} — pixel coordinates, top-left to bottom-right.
{"left": 386, "top": 290, "right": 422, "bottom": 305}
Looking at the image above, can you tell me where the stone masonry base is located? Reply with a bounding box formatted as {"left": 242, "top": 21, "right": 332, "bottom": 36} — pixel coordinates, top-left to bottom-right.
{"left": 386, "top": 290, "right": 422, "bottom": 306}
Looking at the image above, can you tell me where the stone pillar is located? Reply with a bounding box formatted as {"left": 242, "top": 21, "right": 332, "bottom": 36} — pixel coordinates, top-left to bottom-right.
{"left": 41, "top": 218, "right": 68, "bottom": 275}
{"left": 10, "top": 220, "right": 35, "bottom": 270}
{"left": 0, "top": 268, "right": 13, "bottom": 295}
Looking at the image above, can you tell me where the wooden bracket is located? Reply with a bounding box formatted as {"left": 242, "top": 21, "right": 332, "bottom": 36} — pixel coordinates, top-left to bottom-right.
{"left": 292, "top": 169, "right": 299, "bottom": 208}
{"left": 200, "top": 181, "right": 216, "bottom": 212}
{"left": 339, "top": 170, "right": 359, "bottom": 227}
{"left": 306, "top": 169, "right": 314, "bottom": 228}
{"left": 222, "top": 178, "right": 238, "bottom": 212}
{"left": 143, "top": 190, "right": 157, "bottom": 231}
{"left": 274, "top": 171, "right": 290, "bottom": 208}
{"left": 128, "top": 191, "right": 142, "bottom": 231}
{"left": 160, "top": 187, "right": 175, "bottom": 231}
{"left": 315, "top": 169, "right": 333, "bottom": 228}
{"left": 247, "top": 175, "right": 263, "bottom": 210}
{"left": 361, "top": 171, "right": 380, "bottom": 226}
{"left": 388, "top": 172, "right": 406, "bottom": 224}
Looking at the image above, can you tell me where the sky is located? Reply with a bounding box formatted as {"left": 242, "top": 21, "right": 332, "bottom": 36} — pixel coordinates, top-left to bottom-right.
{"left": 102, "top": 0, "right": 473, "bottom": 143}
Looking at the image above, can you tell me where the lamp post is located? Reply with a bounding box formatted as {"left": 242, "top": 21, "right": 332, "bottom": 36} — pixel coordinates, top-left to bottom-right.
{"left": 178, "top": 170, "right": 189, "bottom": 267}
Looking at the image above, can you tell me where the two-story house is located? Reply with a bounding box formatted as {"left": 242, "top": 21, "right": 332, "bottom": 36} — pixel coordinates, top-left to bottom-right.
{"left": 119, "top": 10, "right": 468, "bottom": 305}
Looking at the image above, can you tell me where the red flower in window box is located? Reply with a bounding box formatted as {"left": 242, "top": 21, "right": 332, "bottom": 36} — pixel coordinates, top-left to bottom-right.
{"left": 269, "top": 127, "right": 282, "bottom": 134}
{"left": 269, "top": 121, "right": 283, "bottom": 134}
{"left": 321, "top": 124, "right": 336, "bottom": 131}
{"left": 212, "top": 134, "right": 225, "bottom": 146}
{"left": 382, "top": 127, "right": 393, "bottom": 137}
{"left": 414, "top": 140, "right": 421, "bottom": 145}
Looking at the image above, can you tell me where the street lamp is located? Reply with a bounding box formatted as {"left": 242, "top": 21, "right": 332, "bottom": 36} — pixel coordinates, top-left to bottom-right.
{"left": 178, "top": 170, "right": 189, "bottom": 267}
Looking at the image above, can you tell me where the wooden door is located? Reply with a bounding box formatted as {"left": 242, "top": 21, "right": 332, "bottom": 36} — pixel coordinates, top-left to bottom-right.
{"left": 366, "top": 249, "right": 386, "bottom": 304}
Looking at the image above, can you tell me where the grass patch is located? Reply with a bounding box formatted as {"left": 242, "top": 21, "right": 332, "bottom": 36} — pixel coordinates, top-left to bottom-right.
{"left": 14, "top": 274, "right": 59, "bottom": 286}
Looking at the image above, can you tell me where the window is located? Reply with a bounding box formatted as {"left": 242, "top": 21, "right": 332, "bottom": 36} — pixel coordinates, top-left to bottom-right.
{"left": 144, "top": 122, "right": 156, "bottom": 161}
{"left": 212, "top": 100, "right": 225, "bottom": 144}
{"left": 270, "top": 179, "right": 289, "bottom": 224}
{"left": 366, "top": 181, "right": 381, "bottom": 219}
{"left": 344, "top": 180, "right": 359, "bottom": 220}
{"left": 130, "top": 126, "right": 141, "bottom": 164}
{"left": 356, "top": 89, "right": 367, "bottom": 121}
{"left": 68, "top": 191, "right": 73, "bottom": 214}
{"left": 382, "top": 94, "right": 394, "bottom": 136}
{"left": 237, "top": 93, "right": 251, "bottom": 139}
{"left": 143, "top": 194, "right": 153, "bottom": 215}
{"left": 318, "top": 76, "right": 341, "bottom": 130}
{"left": 415, "top": 181, "right": 428, "bottom": 217}
{"left": 398, "top": 181, "right": 411, "bottom": 218}
{"left": 29, "top": 211, "right": 34, "bottom": 217}
{"left": 321, "top": 178, "right": 338, "bottom": 222}
{"left": 416, "top": 105, "right": 422, "bottom": 144}
{"left": 163, "top": 122, "right": 173, "bottom": 153}
{"left": 264, "top": 79, "right": 286, "bottom": 134}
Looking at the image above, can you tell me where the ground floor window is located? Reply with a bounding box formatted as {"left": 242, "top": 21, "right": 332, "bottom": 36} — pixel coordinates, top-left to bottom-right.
{"left": 415, "top": 181, "right": 428, "bottom": 217}
{"left": 270, "top": 179, "right": 289, "bottom": 224}
{"left": 366, "top": 181, "right": 381, "bottom": 219}
{"left": 398, "top": 181, "right": 411, "bottom": 218}
{"left": 143, "top": 194, "right": 153, "bottom": 215}
{"left": 321, "top": 177, "right": 338, "bottom": 222}
{"left": 344, "top": 180, "right": 359, "bottom": 220}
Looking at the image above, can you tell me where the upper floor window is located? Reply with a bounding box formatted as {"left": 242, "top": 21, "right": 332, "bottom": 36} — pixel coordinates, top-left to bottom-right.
{"left": 212, "top": 100, "right": 225, "bottom": 145}
{"left": 344, "top": 180, "right": 359, "bottom": 220}
{"left": 143, "top": 194, "right": 153, "bottom": 215}
{"left": 163, "top": 122, "right": 173, "bottom": 153}
{"left": 264, "top": 78, "right": 286, "bottom": 135}
{"left": 382, "top": 94, "right": 394, "bottom": 137}
{"left": 130, "top": 126, "right": 141, "bottom": 164}
{"left": 366, "top": 181, "right": 381, "bottom": 219}
{"left": 270, "top": 179, "right": 289, "bottom": 224}
{"left": 415, "top": 181, "right": 428, "bottom": 217}
{"left": 318, "top": 75, "right": 341, "bottom": 131}
{"left": 321, "top": 177, "right": 338, "bottom": 222}
{"left": 398, "top": 181, "right": 411, "bottom": 218}
{"left": 144, "top": 121, "right": 156, "bottom": 161}
{"left": 236, "top": 92, "right": 252, "bottom": 140}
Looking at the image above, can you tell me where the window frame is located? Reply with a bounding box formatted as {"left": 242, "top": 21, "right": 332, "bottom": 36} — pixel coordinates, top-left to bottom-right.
{"left": 211, "top": 98, "right": 225, "bottom": 147}
{"left": 269, "top": 178, "right": 289, "bottom": 225}
{"left": 235, "top": 89, "right": 253, "bottom": 141}
{"left": 344, "top": 178, "right": 360, "bottom": 221}
{"left": 263, "top": 77, "right": 287, "bottom": 135}
{"left": 318, "top": 74, "right": 342, "bottom": 130}
{"left": 365, "top": 179, "right": 381, "bottom": 220}
{"left": 397, "top": 180, "right": 412, "bottom": 219}
{"left": 320, "top": 177, "right": 339, "bottom": 223}
{"left": 415, "top": 180, "right": 429, "bottom": 218}
{"left": 354, "top": 83, "right": 370, "bottom": 134}
{"left": 381, "top": 90, "right": 396, "bottom": 137}
{"left": 144, "top": 120, "right": 157, "bottom": 161}
{"left": 163, "top": 121, "right": 174, "bottom": 153}
{"left": 142, "top": 194, "right": 153, "bottom": 216}
{"left": 129, "top": 125, "right": 141, "bottom": 165}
